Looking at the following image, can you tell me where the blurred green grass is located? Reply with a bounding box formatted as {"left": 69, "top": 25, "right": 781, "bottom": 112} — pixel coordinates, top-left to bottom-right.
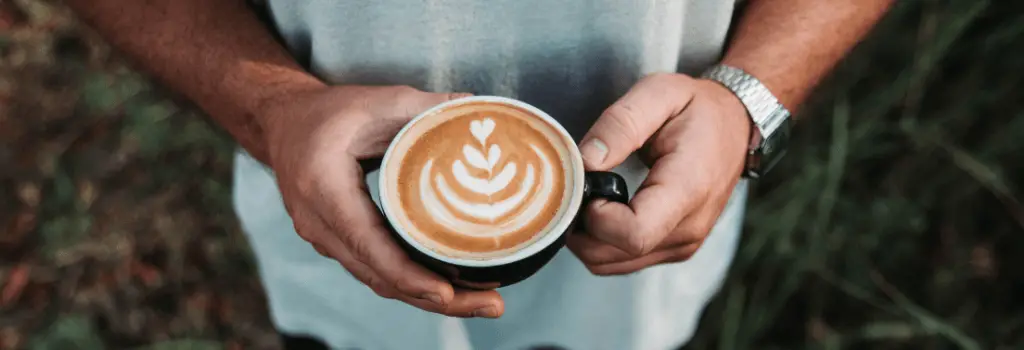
{"left": 0, "top": 0, "right": 1021, "bottom": 349}
{"left": 688, "top": 1, "right": 1024, "bottom": 349}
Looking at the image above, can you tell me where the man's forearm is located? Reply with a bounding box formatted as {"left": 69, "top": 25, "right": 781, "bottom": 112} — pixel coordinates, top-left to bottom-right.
{"left": 66, "top": 0, "right": 324, "bottom": 163}
{"left": 721, "top": 0, "right": 894, "bottom": 112}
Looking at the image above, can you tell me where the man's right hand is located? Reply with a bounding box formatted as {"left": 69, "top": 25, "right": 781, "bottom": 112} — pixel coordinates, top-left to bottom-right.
{"left": 258, "top": 85, "right": 505, "bottom": 318}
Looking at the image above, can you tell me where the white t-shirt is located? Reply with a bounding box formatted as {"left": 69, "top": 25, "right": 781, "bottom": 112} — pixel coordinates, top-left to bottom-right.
{"left": 234, "top": 1, "right": 748, "bottom": 349}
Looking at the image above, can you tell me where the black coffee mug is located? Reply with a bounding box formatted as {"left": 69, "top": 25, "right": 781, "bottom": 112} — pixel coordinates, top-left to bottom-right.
{"left": 376, "top": 96, "right": 630, "bottom": 289}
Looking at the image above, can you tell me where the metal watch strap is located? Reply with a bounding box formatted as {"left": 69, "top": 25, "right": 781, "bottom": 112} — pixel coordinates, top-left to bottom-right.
{"left": 700, "top": 64, "right": 791, "bottom": 179}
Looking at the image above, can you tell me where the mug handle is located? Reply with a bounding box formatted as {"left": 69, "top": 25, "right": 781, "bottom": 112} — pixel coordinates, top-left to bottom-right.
{"left": 583, "top": 171, "right": 630, "bottom": 205}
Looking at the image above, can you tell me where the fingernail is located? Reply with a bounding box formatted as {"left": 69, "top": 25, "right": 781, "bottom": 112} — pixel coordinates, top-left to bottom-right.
{"left": 472, "top": 306, "right": 498, "bottom": 318}
{"left": 421, "top": 293, "right": 444, "bottom": 306}
{"left": 580, "top": 138, "right": 608, "bottom": 166}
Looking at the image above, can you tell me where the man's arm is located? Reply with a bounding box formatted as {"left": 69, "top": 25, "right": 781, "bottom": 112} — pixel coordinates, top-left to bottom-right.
{"left": 66, "top": 0, "right": 505, "bottom": 318}
{"left": 722, "top": 0, "right": 895, "bottom": 111}
{"left": 65, "top": 0, "right": 324, "bottom": 164}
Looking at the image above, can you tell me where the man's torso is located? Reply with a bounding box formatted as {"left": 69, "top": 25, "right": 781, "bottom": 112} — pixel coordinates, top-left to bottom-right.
{"left": 235, "top": 1, "right": 747, "bottom": 349}
{"left": 264, "top": 0, "right": 736, "bottom": 138}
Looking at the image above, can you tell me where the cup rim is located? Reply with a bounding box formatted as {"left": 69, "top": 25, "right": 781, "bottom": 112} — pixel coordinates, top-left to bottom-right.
{"left": 378, "top": 95, "right": 586, "bottom": 267}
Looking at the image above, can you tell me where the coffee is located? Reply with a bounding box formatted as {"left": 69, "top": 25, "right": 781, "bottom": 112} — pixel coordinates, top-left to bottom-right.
{"left": 381, "top": 100, "right": 576, "bottom": 260}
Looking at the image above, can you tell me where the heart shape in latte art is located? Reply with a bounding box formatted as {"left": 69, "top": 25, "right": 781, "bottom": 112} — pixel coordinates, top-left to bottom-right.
{"left": 469, "top": 119, "right": 496, "bottom": 145}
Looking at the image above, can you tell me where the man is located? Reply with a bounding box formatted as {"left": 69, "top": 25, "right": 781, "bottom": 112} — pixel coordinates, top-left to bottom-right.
{"left": 67, "top": 1, "right": 892, "bottom": 349}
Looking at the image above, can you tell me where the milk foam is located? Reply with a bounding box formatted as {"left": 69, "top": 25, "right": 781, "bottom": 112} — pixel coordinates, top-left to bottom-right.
{"left": 417, "top": 118, "right": 558, "bottom": 237}
{"left": 386, "top": 99, "right": 576, "bottom": 260}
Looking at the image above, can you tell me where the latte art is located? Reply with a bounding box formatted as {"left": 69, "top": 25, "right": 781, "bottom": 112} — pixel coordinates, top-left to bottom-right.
{"left": 420, "top": 117, "right": 557, "bottom": 236}
{"left": 384, "top": 101, "right": 574, "bottom": 259}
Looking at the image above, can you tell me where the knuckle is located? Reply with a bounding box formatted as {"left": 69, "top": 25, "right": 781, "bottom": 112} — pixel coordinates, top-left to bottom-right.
{"left": 683, "top": 174, "right": 713, "bottom": 199}
{"left": 292, "top": 168, "right": 321, "bottom": 199}
{"left": 696, "top": 173, "right": 716, "bottom": 193}
{"left": 568, "top": 244, "right": 604, "bottom": 266}
{"left": 631, "top": 224, "right": 670, "bottom": 256}
{"left": 647, "top": 72, "right": 689, "bottom": 84}
{"left": 392, "top": 275, "right": 419, "bottom": 296}
{"left": 577, "top": 252, "right": 603, "bottom": 267}
{"left": 590, "top": 264, "right": 630, "bottom": 276}
{"left": 347, "top": 235, "right": 375, "bottom": 263}
{"left": 694, "top": 221, "right": 715, "bottom": 237}
{"left": 389, "top": 85, "right": 421, "bottom": 102}
{"left": 641, "top": 72, "right": 690, "bottom": 89}
{"left": 625, "top": 233, "right": 654, "bottom": 257}
{"left": 602, "top": 103, "right": 645, "bottom": 149}
{"left": 311, "top": 243, "right": 330, "bottom": 257}
{"left": 672, "top": 73, "right": 695, "bottom": 85}
{"left": 673, "top": 246, "right": 696, "bottom": 261}
{"left": 393, "top": 84, "right": 418, "bottom": 94}
{"left": 584, "top": 263, "right": 611, "bottom": 276}
{"left": 366, "top": 275, "right": 396, "bottom": 299}
{"left": 680, "top": 217, "right": 715, "bottom": 241}
{"left": 697, "top": 186, "right": 713, "bottom": 202}
{"left": 292, "top": 220, "right": 318, "bottom": 243}
{"left": 326, "top": 213, "right": 354, "bottom": 235}
{"left": 280, "top": 195, "right": 299, "bottom": 214}
{"left": 641, "top": 72, "right": 673, "bottom": 84}
{"left": 296, "top": 229, "right": 316, "bottom": 245}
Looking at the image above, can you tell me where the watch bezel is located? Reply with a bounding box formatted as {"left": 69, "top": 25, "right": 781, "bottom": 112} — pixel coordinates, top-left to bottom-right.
{"left": 746, "top": 117, "right": 790, "bottom": 179}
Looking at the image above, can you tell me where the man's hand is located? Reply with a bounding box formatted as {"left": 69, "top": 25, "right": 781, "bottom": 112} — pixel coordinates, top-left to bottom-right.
{"left": 260, "top": 85, "right": 505, "bottom": 318}
{"left": 568, "top": 73, "right": 750, "bottom": 275}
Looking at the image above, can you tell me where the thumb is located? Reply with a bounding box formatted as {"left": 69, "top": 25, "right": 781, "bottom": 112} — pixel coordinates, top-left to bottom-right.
{"left": 579, "top": 74, "right": 695, "bottom": 170}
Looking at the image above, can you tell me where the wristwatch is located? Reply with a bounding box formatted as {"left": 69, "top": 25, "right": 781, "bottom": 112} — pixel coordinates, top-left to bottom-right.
{"left": 700, "top": 64, "right": 791, "bottom": 179}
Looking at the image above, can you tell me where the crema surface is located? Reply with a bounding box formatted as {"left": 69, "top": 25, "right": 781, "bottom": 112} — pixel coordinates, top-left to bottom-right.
{"left": 387, "top": 101, "right": 574, "bottom": 258}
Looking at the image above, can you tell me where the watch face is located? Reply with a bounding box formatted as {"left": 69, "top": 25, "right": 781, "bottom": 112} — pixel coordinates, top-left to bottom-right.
{"left": 757, "top": 117, "right": 791, "bottom": 176}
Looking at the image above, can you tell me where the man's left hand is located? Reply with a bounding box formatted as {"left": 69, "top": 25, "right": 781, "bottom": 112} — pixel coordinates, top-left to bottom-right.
{"left": 568, "top": 73, "right": 751, "bottom": 275}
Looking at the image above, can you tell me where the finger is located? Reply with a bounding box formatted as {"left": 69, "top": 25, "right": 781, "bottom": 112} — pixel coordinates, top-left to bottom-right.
{"left": 310, "top": 173, "right": 461, "bottom": 306}
{"left": 568, "top": 223, "right": 704, "bottom": 266}
{"left": 579, "top": 73, "right": 696, "bottom": 171}
{"left": 419, "top": 289, "right": 506, "bottom": 318}
{"left": 566, "top": 231, "right": 633, "bottom": 266}
{"left": 300, "top": 211, "right": 504, "bottom": 317}
{"left": 352, "top": 261, "right": 504, "bottom": 318}
{"left": 584, "top": 185, "right": 700, "bottom": 257}
{"left": 293, "top": 212, "right": 404, "bottom": 299}
{"left": 394, "top": 284, "right": 505, "bottom": 318}
{"left": 585, "top": 241, "right": 703, "bottom": 276}
{"left": 583, "top": 130, "right": 710, "bottom": 256}
{"left": 314, "top": 172, "right": 505, "bottom": 316}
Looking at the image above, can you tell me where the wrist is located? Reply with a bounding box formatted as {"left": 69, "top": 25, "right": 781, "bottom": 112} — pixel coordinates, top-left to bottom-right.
{"left": 249, "top": 72, "right": 329, "bottom": 131}
{"left": 700, "top": 64, "right": 792, "bottom": 178}
{"left": 234, "top": 72, "right": 326, "bottom": 167}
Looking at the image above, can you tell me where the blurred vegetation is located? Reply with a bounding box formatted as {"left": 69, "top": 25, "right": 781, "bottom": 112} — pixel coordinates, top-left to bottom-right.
{"left": 1, "top": 0, "right": 270, "bottom": 349}
{"left": 688, "top": 0, "right": 1024, "bottom": 349}
{"left": 0, "top": 0, "right": 1021, "bottom": 349}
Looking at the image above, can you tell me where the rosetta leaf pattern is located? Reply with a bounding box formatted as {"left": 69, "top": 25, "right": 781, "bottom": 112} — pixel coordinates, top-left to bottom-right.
{"left": 463, "top": 145, "right": 490, "bottom": 171}
{"left": 487, "top": 144, "right": 501, "bottom": 169}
